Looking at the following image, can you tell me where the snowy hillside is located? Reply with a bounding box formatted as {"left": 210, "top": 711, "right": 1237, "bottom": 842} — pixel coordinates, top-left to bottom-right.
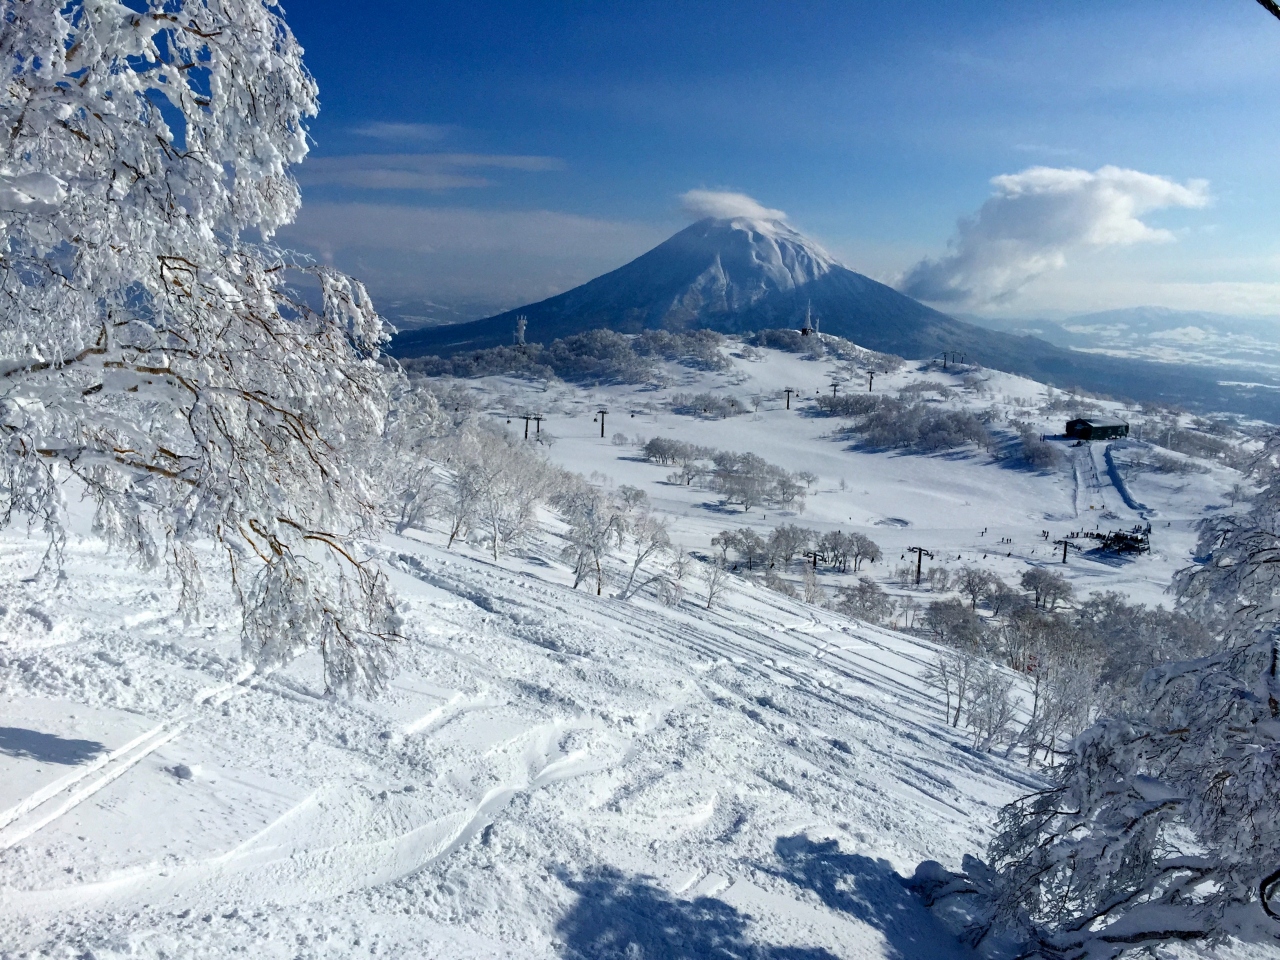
{"left": 0, "top": 338, "right": 1260, "bottom": 959}
{"left": 1, "top": 507, "right": 1035, "bottom": 958}
{"left": 457, "top": 339, "right": 1243, "bottom": 612}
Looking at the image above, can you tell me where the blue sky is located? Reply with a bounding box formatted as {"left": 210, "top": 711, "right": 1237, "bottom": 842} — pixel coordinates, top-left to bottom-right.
{"left": 278, "top": 0, "right": 1280, "bottom": 320}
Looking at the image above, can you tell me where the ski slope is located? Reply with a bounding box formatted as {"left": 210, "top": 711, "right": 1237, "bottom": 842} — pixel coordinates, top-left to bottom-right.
{"left": 0, "top": 342, "right": 1257, "bottom": 958}
{"left": 0, "top": 514, "right": 1042, "bottom": 958}
{"left": 463, "top": 343, "right": 1242, "bottom": 612}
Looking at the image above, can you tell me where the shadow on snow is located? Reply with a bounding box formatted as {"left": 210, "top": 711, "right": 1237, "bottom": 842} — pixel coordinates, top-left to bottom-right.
{"left": 762, "top": 835, "right": 972, "bottom": 960}
{"left": 555, "top": 865, "right": 839, "bottom": 960}
{"left": 0, "top": 727, "right": 106, "bottom": 765}
{"left": 555, "top": 838, "right": 975, "bottom": 960}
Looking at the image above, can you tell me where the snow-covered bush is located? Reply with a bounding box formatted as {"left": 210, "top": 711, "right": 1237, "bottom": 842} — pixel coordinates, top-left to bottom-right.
{"left": 989, "top": 639, "right": 1280, "bottom": 957}
{"left": 816, "top": 394, "right": 990, "bottom": 453}
{"left": 0, "top": 0, "right": 395, "bottom": 694}
{"left": 406, "top": 328, "right": 729, "bottom": 382}
{"left": 1145, "top": 420, "right": 1241, "bottom": 467}
{"left": 669, "top": 391, "right": 746, "bottom": 419}
{"left": 813, "top": 393, "right": 881, "bottom": 418}
{"left": 858, "top": 399, "right": 991, "bottom": 452}
{"left": 708, "top": 451, "right": 806, "bottom": 512}
{"left": 1009, "top": 421, "right": 1058, "bottom": 470}
{"left": 631, "top": 328, "right": 730, "bottom": 371}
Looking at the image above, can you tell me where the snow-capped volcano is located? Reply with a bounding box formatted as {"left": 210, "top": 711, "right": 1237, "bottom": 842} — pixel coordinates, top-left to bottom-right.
{"left": 392, "top": 216, "right": 980, "bottom": 359}
{"left": 389, "top": 216, "right": 1280, "bottom": 422}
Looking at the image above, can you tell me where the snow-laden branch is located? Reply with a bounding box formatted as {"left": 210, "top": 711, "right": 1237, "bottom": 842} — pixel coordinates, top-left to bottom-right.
{"left": 0, "top": 0, "right": 396, "bottom": 694}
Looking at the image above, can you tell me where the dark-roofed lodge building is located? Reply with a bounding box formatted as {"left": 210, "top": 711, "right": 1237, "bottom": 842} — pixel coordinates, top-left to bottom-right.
{"left": 1065, "top": 416, "right": 1130, "bottom": 441}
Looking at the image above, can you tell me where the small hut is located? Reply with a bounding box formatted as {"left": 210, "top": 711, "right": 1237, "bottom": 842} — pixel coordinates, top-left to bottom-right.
{"left": 1065, "top": 416, "right": 1129, "bottom": 441}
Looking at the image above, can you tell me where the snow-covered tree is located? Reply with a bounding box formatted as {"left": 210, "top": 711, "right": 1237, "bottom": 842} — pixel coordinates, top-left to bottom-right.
{"left": 835, "top": 576, "right": 891, "bottom": 624}
{"left": 380, "top": 382, "right": 445, "bottom": 534}
{"left": 554, "top": 480, "right": 626, "bottom": 595}
{"left": 1021, "top": 568, "right": 1073, "bottom": 611}
{"left": 438, "top": 426, "right": 553, "bottom": 560}
{"left": 617, "top": 511, "right": 673, "bottom": 600}
{"left": 988, "top": 640, "right": 1280, "bottom": 957}
{"left": 847, "top": 532, "right": 881, "bottom": 573}
{"left": 700, "top": 558, "right": 728, "bottom": 610}
{"left": 955, "top": 565, "right": 996, "bottom": 611}
{"left": 1175, "top": 439, "right": 1280, "bottom": 644}
{"left": 766, "top": 523, "right": 813, "bottom": 569}
{"left": 985, "top": 443, "right": 1280, "bottom": 955}
{"left": 802, "top": 563, "right": 823, "bottom": 605}
{"left": 0, "top": 0, "right": 394, "bottom": 693}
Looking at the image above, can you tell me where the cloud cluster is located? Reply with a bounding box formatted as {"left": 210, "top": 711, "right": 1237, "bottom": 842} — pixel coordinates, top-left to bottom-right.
{"left": 296, "top": 153, "right": 565, "bottom": 191}
{"left": 681, "top": 189, "right": 786, "bottom": 222}
{"left": 899, "top": 165, "right": 1209, "bottom": 304}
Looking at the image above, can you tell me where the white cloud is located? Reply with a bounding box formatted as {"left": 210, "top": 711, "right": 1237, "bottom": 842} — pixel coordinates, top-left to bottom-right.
{"left": 899, "top": 165, "right": 1209, "bottom": 304}
{"left": 296, "top": 153, "right": 565, "bottom": 191}
{"left": 680, "top": 189, "right": 786, "bottom": 222}
{"left": 351, "top": 122, "right": 453, "bottom": 142}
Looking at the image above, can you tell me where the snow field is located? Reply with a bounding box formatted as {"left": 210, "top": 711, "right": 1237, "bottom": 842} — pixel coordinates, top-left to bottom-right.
{"left": 462, "top": 343, "right": 1240, "bottom": 612}
{"left": 1, "top": 509, "right": 1039, "bottom": 958}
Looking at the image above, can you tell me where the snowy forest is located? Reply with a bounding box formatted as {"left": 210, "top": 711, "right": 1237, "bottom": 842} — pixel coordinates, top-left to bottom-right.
{"left": 2, "top": 3, "right": 1280, "bottom": 959}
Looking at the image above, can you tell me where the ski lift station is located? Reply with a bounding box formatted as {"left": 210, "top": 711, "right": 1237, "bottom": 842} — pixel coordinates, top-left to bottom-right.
{"left": 1065, "top": 416, "right": 1130, "bottom": 441}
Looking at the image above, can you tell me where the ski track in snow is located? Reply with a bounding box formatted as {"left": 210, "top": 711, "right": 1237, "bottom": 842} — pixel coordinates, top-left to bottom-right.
{"left": 0, "top": 527, "right": 1031, "bottom": 959}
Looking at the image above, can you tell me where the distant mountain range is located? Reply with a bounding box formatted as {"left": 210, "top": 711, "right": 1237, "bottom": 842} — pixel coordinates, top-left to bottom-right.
{"left": 391, "top": 217, "right": 1280, "bottom": 422}
{"left": 964, "top": 307, "right": 1280, "bottom": 377}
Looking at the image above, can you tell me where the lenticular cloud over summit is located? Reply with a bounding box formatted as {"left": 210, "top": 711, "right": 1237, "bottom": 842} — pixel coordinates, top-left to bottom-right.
{"left": 681, "top": 189, "right": 787, "bottom": 222}
{"left": 900, "top": 165, "right": 1209, "bottom": 305}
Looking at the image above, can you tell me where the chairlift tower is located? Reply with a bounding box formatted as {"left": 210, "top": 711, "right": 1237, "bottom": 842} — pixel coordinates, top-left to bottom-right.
{"left": 907, "top": 546, "right": 935, "bottom": 586}
{"left": 1053, "top": 538, "right": 1082, "bottom": 564}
